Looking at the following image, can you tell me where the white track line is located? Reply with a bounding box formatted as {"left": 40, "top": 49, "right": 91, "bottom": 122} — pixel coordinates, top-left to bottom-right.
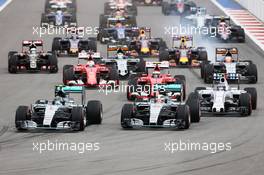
{"left": 0, "top": 0, "right": 12, "bottom": 12}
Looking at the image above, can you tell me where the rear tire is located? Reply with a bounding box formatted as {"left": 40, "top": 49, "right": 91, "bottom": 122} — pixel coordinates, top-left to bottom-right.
{"left": 8, "top": 55, "right": 18, "bottom": 73}
{"left": 121, "top": 104, "right": 133, "bottom": 129}
{"left": 72, "top": 107, "right": 85, "bottom": 131}
{"left": 247, "top": 64, "right": 258, "bottom": 84}
{"left": 48, "top": 54, "right": 58, "bottom": 73}
{"left": 15, "top": 106, "right": 30, "bottom": 131}
{"left": 86, "top": 100, "right": 103, "bottom": 124}
{"left": 244, "top": 87, "right": 257, "bottom": 110}
{"left": 177, "top": 105, "right": 190, "bottom": 129}
{"left": 63, "top": 67, "right": 75, "bottom": 85}
{"left": 186, "top": 92, "right": 201, "bottom": 123}
{"left": 239, "top": 93, "right": 252, "bottom": 116}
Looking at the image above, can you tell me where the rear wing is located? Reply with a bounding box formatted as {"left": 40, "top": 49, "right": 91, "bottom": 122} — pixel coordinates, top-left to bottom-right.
{"left": 215, "top": 47, "right": 239, "bottom": 62}
{"left": 55, "top": 85, "right": 86, "bottom": 106}
{"left": 172, "top": 35, "right": 193, "bottom": 48}
{"left": 22, "top": 40, "right": 43, "bottom": 47}
{"left": 153, "top": 84, "right": 182, "bottom": 93}
{"left": 172, "top": 35, "right": 193, "bottom": 41}
{"left": 107, "top": 44, "right": 129, "bottom": 58}
{"left": 145, "top": 61, "right": 170, "bottom": 69}
{"left": 213, "top": 16, "right": 230, "bottom": 21}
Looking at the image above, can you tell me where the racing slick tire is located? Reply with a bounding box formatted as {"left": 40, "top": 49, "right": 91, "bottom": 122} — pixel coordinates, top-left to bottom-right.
{"left": 15, "top": 106, "right": 30, "bottom": 131}
{"left": 174, "top": 75, "right": 186, "bottom": 100}
{"left": 48, "top": 54, "right": 58, "bottom": 73}
{"left": 8, "top": 51, "right": 17, "bottom": 59}
{"left": 52, "top": 37, "right": 61, "bottom": 53}
{"left": 159, "top": 50, "right": 169, "bottom": 61}
{"left": 186, "top": 92, "right": 201, "bottom": 123}
{"left": 63, "top": 65, "right": 74, "bottom": 73}
{"left": 162, "top": 2, "right": 170, "bottom": 16}
{"left": 127, "top": 77, "right": 138, "bottom": 101}
{"left": 108, "top": 66, "right": 119, "bottom": 87}
{"left": 197, "top": 48, "right": 208, "bottom": 61}
{"left": 86, "top": 101, "right": 103, "bottom": 125}
{"left": 121, "top": 104, "right": 133, "bottom": 129}
{"left": 177, "top": 105, "right": 190, "bottom": 129}
{"left": 200, "top": 61, "right": 209, "bottom": 79}
{"left": 204, "top": 64, "right": 214, "bottom": 84}
{"left": 63, "top": 67, "right": 75, "bottom": 85}
{"left": 236, "top": 27, "right": 245, "bottom": 43}
{"left": 88, "top": 38, "right": 97, "bottom": 52}
{"left": 244, "top": 87, "right": 257, "bottom": 110}
{"left": 136, "top": 58, "right": 146, "bottom": 73}
{"left": 247, "top": 64, "right": 258, "bottom": 84}
{"left": 239, "top": 93, "right": 252, "bottom": 116}
{"left": 8, "top": 55, "right": 18, "bottom": 73}
{"left": 72, "top": 107, "right": 85, "bottom": 131}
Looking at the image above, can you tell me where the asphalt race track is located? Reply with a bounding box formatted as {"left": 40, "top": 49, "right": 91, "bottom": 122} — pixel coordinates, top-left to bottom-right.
{"left": 0, "top": 0, "right": 264, "bottom": 175}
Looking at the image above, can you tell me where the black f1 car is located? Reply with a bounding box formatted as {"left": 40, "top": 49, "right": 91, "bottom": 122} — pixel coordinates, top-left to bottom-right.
{"left": 201, "top": 48, "right": 258, "bottom": 84}
{"left": 207, "top": 16, "right": 245, "bottom": 43}
{"left": 132, "top": 0, "right": 163, "bottom": 6}
{"left": 8, "top": 40, "right": 58, "bottom": 73}
{"left": 159, "top": 35, "right": 208, "bottom": 67}
{"left": 41, "top": 5, "right": 77, "bottom": 28}
{"left": 162, "top": 0, "right": 196, "bottom": 16}
{"left": 52, "top": 27, "right": 97, "bottom": 56}
{"left": 45, "top": 0, "right": 77, "bottom": 13}
{"left": 104, "top": 0, "right": 137, "bottom": 16}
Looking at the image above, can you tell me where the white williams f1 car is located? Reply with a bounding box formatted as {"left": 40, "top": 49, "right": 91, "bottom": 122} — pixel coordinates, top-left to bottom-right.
{"left": 193, "top": 75, "right": 257, "bottom": 116}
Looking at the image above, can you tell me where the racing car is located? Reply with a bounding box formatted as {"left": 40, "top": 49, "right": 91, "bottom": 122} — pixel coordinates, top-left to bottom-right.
{"left": 15, "top": 85, "right": 102, "bottom": 131}
{"left": 45, "top": 0, "right": 77, "bottom": 13}
{"left": 201, "top": 48, "right": 258, "bottom": 84}
{"left": 52, "top": 27, "right": 97, "bottom": 56}
{"left": 128, "top": 27, "right": 167, "bottom": 57}
{"left": 132, "top": 0, "right": 163, "bottom": 6}
{"left": 63, "top": 51, "right": 119, "bottom": 88}
{"left": 121, "top": 89, "right": 201, "bottom": 129}
{"left": 104, "top": 0, "right": 137, "bottom": 16}
{"left": 183, "top": 7, "right": 212, "bottom": 28}
{"left": 99, "top": 9, "right": 137, "bottom": 29}
{"left": 193, "top": 75, "right": 257, "bottom": 116}
{"left": 127, "top": 61, "right": 187, "bottom": 101}
{"left": 8, "top": 40, "right": 58, "bottom": 73}
{"left": 102, "top": 45, "right": 146, "bottom": 79}
{"left": 162, "top": 0, "right": 196, "bottom": 16}
{"left": 41, "top": 5, "right": 77, "bottom": 28}
{"left": 159, "top": 35, "right": 208, "bottom": 67}
{"left": 207, "top": 16, "right": 245, "bottom": 42}
{"left": 97, "top": 19, "right": 138, "bottom": 44}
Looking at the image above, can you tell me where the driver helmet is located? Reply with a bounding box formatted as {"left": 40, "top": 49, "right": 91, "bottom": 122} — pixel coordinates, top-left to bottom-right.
{"left": 115, "top": 20, "right": 123, "bottom": 28}
{"left": 225, "top": 56, "right": 233, "bottom": 63}
{"left": 116, "top": 48, "right": 125, "bottom": 59}
{"left": 152, "top": 69, "right": 160, "bottom": 78}
{"left": 30, "top": 47, "right": 37, "bottom": 54}
{"left": 220, "top": 16, "right": 225, "bottom": 23}
{"left": 87, "top": 60, "right": 95, "bottom": 67}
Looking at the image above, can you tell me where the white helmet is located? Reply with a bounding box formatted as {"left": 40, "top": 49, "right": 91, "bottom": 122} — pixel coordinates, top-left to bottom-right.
{"left": 87, "top": 60, "right": 95, "bottom": 67}
{"left": 30, "top": 48, "right": 37, "bottom": 54}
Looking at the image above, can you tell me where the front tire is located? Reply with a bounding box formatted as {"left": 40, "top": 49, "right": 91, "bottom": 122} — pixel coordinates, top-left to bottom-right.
{"left": 86, "top": 100, "right": 103, "bottom": 125}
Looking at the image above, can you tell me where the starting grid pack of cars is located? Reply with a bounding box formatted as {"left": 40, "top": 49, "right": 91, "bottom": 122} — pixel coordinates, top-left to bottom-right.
{"left": 11, "top": 0, "right": 257, "bottom": 131}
